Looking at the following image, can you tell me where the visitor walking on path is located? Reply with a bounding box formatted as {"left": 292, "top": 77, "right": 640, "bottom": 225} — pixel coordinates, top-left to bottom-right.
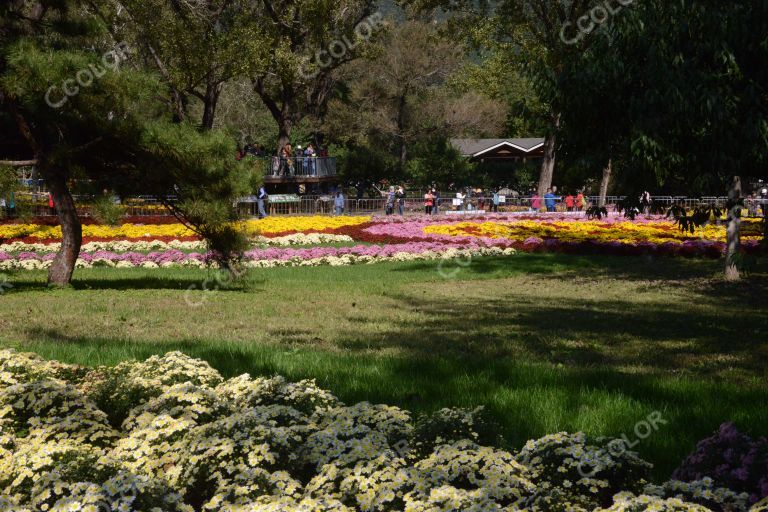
{"left": 396, "top": 186, "right": 405, "bottom": 215}
{"left": 424, "top": 190, "right": 434, "bottom": 215}
{"left": 334, "top": 189, "right": 345, "bottom": 215}
{"left": 257, "top": 186, "right": 269, "bottom": 218}
{"left": 431, "top": 189, "right": 440, "bottom": 215}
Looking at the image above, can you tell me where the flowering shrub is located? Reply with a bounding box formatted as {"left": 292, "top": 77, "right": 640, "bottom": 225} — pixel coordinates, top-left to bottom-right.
{"left": 89, "top": 351, "right": 224, "bottom": 426}
{"left": 672, "top": 422, "right": 768, "bottom": 504}
{"left": 0, "top": 379, "right": 118, "bottom": 447}
{"left": 411, "top": 406, "right": 503, "bottom": 459}
{"left": 1, "top": 350, "right": 764, "bottom": 511}
{"left": 216, "top": 374, "right": 340, "bottom": 415}
{"left": 301, "top": 402, "right": 411, "bottom": 471}
{"left": 0, "top": 440, "right": 190, "bottom": 511}
{"left": 595, "top": 492, "right": 712, "bottom": 511}
{"left": 407, "top": 440, "right": 535, "bottom": 508}
{"left": 517, "top": 432, "right": 653, "bottom": 511}
{"left": 305, "top": 454, "right": 414, "bottom": 511}
{"left": 643, "top": 478, "right": 751, "bottom": 511}
{"left": 0, "top": 348, "right": 88, "bottom": 388}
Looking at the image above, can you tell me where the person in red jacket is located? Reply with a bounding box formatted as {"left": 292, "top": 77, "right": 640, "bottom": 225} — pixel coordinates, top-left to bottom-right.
{"left": 424, "top": 191, "right": 434, "bottom": 215}
{"left": 565, "top": 193, "right": 575, "bottom": 212}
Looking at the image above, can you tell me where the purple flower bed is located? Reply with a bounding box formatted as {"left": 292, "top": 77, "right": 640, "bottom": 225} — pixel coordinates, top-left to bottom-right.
{"left": 673, "top": 422, "right": 768, "bottom": 504}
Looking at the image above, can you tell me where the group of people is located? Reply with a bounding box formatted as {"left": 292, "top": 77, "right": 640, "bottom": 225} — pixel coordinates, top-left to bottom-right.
{"left": 747, "top": 189, "right": 768, "bottom": 218}
{"left": 529, "top": 189, "right": 588, "bottom": 212}
{"left": 275, "top": 143, "right": 329, "bottom": 177}
{"left": 384, "top": 186, "right": 408, "bottom": 215}
{"left": 236, "top": 142, "right": 331, "bottom": 178}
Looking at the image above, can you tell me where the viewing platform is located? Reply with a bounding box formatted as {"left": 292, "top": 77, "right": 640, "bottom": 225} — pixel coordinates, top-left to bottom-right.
{"left": 254, "top": 156, "right": 338, "bottom": 184}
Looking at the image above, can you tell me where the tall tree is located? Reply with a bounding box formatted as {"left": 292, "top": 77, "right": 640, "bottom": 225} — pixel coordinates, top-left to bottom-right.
{"left": 1, "top": 0, "right": 112, "bottom": 285}
{"left": 559, "top": 0, "right": 768, "bottom": 279}
{"left": 405, "top": 0, "right": 596, "bottom": 199}
{"left": 249, "top": 0, "right": 381, "bottom": 152}
{"left": 324, "top": 19, "right": 504, "bottom": 184}
{"left": 90, "top": 0, "right": 266, "bottom": 130}
{"left": 1, "top": 0, "right": 256, "bottom": 285}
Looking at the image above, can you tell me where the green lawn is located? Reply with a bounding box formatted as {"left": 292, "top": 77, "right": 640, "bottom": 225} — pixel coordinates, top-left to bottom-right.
{"left": 1, "top": 254, "right": 767, "bottom": 479}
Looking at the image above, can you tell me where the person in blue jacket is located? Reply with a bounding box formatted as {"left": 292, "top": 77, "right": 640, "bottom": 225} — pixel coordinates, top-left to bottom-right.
{"left": 544, "top": 188, "right": 558, "bottom": 212}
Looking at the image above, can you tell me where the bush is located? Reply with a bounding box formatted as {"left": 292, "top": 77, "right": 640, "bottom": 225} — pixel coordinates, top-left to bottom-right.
{"left": 643, "top": 478, "right": 751, "bottom": 511}
{"left": 411, "top": 406, "right": 503, "bottom": 459}
{"left": 0, "top": 440, "right": 190, "bottom": 511}
{"left": 216, "top": 374, "right": 339, "bottom": 415}
{"left": 517, "top": 432, "right": 653, "bottom": 511}
{"left": 407, "top": 440, "right": 535, "bottom": 508}
{"left": 672, "top": 422, "right": 768, "bottom": 504}
{"left": 89, "top": 351, "right": 224, "bottom": 427}
{"left": 0, "top": 350, "right": 762, "bottom": 511}
{"left": 595, "top": 492, "right": 713, "bottom": 511}
{"left": 0, "top": 379, "right": 118, "bottom": 447}
{"left": 90, "top": 194, "right": 124, "bottom": 226}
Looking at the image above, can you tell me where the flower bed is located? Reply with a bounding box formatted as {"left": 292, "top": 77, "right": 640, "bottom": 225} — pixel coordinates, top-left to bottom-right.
{"left": 0, "top": 349, "right": 764, "bottom": 511}
{"left": 0, "top": 215, "right": 764, "bottom": 270}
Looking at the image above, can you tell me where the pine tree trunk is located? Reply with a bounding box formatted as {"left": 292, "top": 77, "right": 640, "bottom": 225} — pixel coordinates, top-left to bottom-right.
{"left": 45, "top": 171, "right": 82, "bottom": 286}
{"left": 599, "top": 159, "right": 612, "bottom": 207}
{"left": 536, "top": 113, "right": 560, "bottom": 200}
{"left": 724, "top": 176, "right": 742, "bottom": 281}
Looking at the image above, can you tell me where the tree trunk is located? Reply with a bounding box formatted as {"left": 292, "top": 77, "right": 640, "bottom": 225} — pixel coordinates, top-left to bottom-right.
{"left": 45, "top": 171, "right": 82, "bottom": 286}
{"left": 536, "top": 113, "right": 560, "bottom": 200}
{"left": 396, "top": 93, "right": 408, "bottom": 172}
{"left": 201, "top": 81, "right": 221, "bottom": 131}
{"left": 277, "top": 115, "right": 292, "bottom": 155}
{"left": 724, "top": 175, "right": 742, "bottom": 281}
{"left": 599, "top": 159, "right": 612, "bottom": 207}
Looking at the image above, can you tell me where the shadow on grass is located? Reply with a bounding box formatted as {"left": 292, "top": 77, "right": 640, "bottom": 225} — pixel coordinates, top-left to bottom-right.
{"left": 5, "top": 271, "right": 267, "bottom": 293}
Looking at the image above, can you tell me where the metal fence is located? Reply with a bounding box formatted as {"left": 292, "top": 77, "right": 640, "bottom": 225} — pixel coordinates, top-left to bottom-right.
{"left": 3, "top": 192, "right": 765, "bottom": 219}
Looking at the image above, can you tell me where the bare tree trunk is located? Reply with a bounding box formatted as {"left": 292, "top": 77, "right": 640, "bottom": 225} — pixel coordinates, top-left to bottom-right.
{"left": 599, "top": 159, "right": 612, "bottom": 207}
{"left": 725, "top": 175, "right": 742, "bottom": 281}
{"left": 536, "top": 113, "right": 560, "bottom": 200}
{"left": 45, "top": 171, "right": 82, "bottom": 286}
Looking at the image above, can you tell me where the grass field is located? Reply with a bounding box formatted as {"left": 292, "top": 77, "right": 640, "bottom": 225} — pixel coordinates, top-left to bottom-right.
{"left": 1, "top": 253, "right": 767, "bottom": 479}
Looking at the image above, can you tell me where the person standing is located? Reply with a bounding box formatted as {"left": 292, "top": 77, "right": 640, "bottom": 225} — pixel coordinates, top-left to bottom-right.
{"left": 334, "top": 189, "right": 345, "bottom": 215}
{"left": 385, "top": 186, "right": 395, "bottom": 215}
{"left": 565, "top": 193, "right": 575, "bottom": 212}
{"left": 304, "top": 144, "right": 316, "bottom": 175}
{"left": 396, "top": 186, "right": 406, "bottom": 215}
{"left": 492, "top": 190, "right": 500, "bottom": 212}
{"left": 544, "top": 188, "right": 557, "bottom": 212}
{"left": 280, "top": 144, "right": 293, "bottom": 176}
{"left": 432, "top": 188, "right": 440, "bottom": 215}
{"left": 575, "top": 191, "right": 585, "bottom": 212}
{"left": 477, "top": 189, "right": 486, "bottom": 211}
{"left": 424, "top": 190, "right": 434, "bottom": 215}
{"left": 640, "top": 190, "right": 652, "bottom": 215}
{"left": 257, "top": 186, "right": 269, "bottom": 218}
{"left": 531, "top": 193, "right": 541, "bottom": 212}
